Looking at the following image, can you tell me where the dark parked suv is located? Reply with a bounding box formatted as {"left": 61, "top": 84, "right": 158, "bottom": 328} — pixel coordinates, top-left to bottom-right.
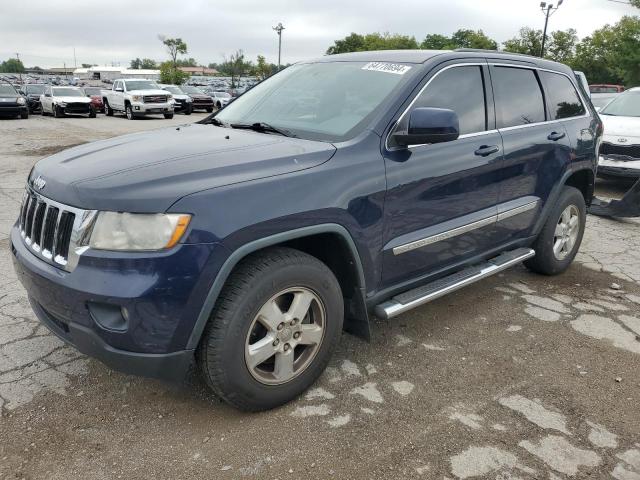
{"left": 11, "top": 50, "right": 600, "bottom": 411}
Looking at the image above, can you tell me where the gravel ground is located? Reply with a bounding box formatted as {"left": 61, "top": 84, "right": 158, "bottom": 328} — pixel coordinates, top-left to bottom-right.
{"left": 1, "top": 114, "right": 640, "bottom": 480}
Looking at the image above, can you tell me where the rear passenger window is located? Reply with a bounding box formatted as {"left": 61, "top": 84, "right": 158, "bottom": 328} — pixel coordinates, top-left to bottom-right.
{"left": 408, "top": 66, "right": 487, "bottom": 135}
{"left": 540, "top": 71, "right": 586, "bottom": 120}
{"left": 492, "top": 67, "right": 546, "bottom": 128}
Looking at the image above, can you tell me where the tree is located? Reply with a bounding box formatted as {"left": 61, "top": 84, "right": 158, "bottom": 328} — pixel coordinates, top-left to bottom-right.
{"left": 420, "top": 34, "right": 452, "bottom": 50}
{"left": 503, "top": 27, "right": 544, "bottom": 56}
{"left": 159, "top": 36, "right": 188, "bottom": 68}
{"left": 218, "top": 50, "right": 253, "bottom": 87}
{"left": 546, "top": 29, "right": 578, "bottom": 63}
{"left": 254, "top": 55, "right": 273, "bottom": 80}
{"left": 632, "top": 0, "right": 640, "bottom": 7}
{"left": 326, "top": 32, "right": 418, "bottom": 54}
{"left": 450, "top": 29, "right": 498, "bottom": 50}
{"left": 174, "top": 58, "right": 198, "bottom": 67}
{"left": 0, "top": 58, "right": 25, "bottom": 73}
{"left": 130, "top": 58, "right": 157, "bottom": 69}
{"left": 159, "top": 61, "right": 188, "bottom": 85}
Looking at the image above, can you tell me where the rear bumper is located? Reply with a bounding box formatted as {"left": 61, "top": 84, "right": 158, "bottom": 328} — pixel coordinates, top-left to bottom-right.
{"left": 598, "top": 156, "right": 640, "bottom": 178}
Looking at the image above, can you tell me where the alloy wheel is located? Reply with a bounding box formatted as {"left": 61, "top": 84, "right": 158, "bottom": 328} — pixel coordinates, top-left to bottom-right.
{"left": 553, "top": 205, "right": 580, "bottom": 260}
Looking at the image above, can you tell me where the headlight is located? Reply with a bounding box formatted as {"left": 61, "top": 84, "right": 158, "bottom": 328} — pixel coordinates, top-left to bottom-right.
{"left": 186, "top": 97, "right": 192, "bottom": 103}
{"left": 89, "top": 212, "right": 191, "bottom": 251}
{"left": 17, "top": 97, "right": 26, "bottom": 105}
{"left": 131, "top": 95, "right": 142, "bottom": 102}
{"left": 58, "top": 102, "right": 67, "bottom": 107}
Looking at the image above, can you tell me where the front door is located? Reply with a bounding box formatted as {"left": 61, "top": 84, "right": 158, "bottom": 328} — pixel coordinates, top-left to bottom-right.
{"left": 381, "top": 63, "right": 504, "bottom": 290}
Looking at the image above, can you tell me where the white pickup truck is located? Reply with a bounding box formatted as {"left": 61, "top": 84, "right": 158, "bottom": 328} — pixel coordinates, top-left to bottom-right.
{"left": 102, "top": 79, "right": 174, "bottom": 120}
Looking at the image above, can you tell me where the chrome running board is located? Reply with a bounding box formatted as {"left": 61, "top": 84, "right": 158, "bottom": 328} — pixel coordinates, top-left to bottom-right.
{"left": 375, "top": 248, "right": 535, "bottom": 319}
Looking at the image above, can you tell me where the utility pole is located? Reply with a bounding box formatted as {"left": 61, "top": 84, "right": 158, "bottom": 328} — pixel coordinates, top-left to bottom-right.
{"left": 540, "top": 0, "right": 563, "bottom": 57}
{"left": 16, "top": 52, "right": 23, "bottom": 83}
{"left": 273, "top": 22, "right": 285, "bottom": 71}
{"left": 73, "top": 47, "right": 77, "bottom": 69}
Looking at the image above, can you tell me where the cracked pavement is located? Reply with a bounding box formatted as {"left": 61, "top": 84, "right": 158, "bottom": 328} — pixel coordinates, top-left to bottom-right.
{"left": 1, "top": 115, "right": 639, "bottom": 479}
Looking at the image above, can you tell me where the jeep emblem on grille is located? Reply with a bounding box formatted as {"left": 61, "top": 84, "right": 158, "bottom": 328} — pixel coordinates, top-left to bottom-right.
{"left": 33, "top": 176, "right": 46, "bottom": 190}
{"left": 618, "top": 138, "right": 628, "bottom": 143}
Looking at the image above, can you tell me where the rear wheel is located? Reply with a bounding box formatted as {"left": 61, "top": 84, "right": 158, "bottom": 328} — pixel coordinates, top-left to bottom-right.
{"left": 525, "top": 186, "right": 586, "bottom": 275}
{"left": 104, "top": 99, "right": 114, "bottom": 116}
{"left": 197, "top": 247, "right": 344, "bottom": 411}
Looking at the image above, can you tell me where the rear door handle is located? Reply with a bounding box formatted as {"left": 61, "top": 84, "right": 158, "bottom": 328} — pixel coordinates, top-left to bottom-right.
{"left": 548, "top": 131, "right": 566, "bottom": 141}
{"left": 474, "top": 145, "right": 500, "bottom": 157}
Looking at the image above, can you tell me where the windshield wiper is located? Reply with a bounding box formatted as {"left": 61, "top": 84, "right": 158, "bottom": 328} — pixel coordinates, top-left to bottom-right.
{"left": 209, "top": 117, "right": 228, "bottom": 127}
{"left": 230, "top": 122, "right": 296, "bottom": 137}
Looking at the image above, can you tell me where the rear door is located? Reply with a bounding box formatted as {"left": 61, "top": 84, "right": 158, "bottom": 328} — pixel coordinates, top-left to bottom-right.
{"left": 381, "top": 62, "right": 504, "bottom": 289}
{"left": 490, "top": 65, "right": 573, "bottom": 243}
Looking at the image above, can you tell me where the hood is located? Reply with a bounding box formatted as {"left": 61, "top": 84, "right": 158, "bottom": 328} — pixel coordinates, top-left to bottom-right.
{"left": 51, "top": 96, "right": 92, "bottom": 104}
{"left": 29, "top": 123, "right": 336, "bottom": 212}
{"left": 190, "top": 94, "right": 212, "bottom": 100}
{"left": 601, "top": 115, "right": 640, "bottom": 143}
{"left": 129, "top": 89, "right": 170, "bottom": 96}
{"left": 172, "top": 94, "right": 190, "bottom": 100}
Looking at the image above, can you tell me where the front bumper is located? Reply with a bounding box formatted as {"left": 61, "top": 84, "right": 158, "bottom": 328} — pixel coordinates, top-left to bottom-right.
{"left": 598, "top": 156, "right": 640, "bottom": 178}
{"left": 11, "top": 225, "right": 225, "bottom": 380}
{"left": 61, "top": 103, "right": 92, "bottom": 115}
{"left": 0, "top": 104, "right": 27, "bottom": 116}
{"left": 131, "top": 101, "right": 174, "bottom": 114}
{"left": 27, "top": 97, "right": 41, "bottom": 111}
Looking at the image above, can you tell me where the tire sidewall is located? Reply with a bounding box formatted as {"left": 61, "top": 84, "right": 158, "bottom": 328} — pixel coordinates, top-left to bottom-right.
{"left": 207, "top": 260, "right": 343, "bottom": 409}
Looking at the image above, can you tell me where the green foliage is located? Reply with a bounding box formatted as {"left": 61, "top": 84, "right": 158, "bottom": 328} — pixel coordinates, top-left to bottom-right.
{"left": 326, "top": 32, "right": 418, "bottom": 54}
{"left": 254, "top": 55, "right": 273, "bottom": 80}
{"left": 218, "top": 50, "right": 254, "bottom": 87}
{"left": 130, "top": 58, "right": 157, "bottom": 69}
{"left": 503, "top": 27, "right": 544, "bottom": 56}
{"left": 546, "top": 29, "right": 578, "bottom": 63}
{"left": 159, "top": 36, "right": 188, "bottom": 67}
{"left": 0, "top": 58, "right": 25, "bottom": 73}
{"left": 450, "top": 29, "right": 498, "bottom": 50}
{"left": 174, "top": 58, "right": 198, "bottom": 67}
{"left": 631, "top": 0, "right": 640, "bottom": 7}
{"left": 420, "top": 34, "right": 451, "bottom": 50}
{"left": 159, "top": 61, "right": 188, "bottom": 85}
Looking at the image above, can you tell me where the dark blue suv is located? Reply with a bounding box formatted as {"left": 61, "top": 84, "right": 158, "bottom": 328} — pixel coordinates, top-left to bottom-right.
{"left": 11, "top": 50, "right": 600, "bottom": 410}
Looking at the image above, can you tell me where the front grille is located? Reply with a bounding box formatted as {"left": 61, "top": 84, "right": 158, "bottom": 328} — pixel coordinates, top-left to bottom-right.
{"left": 64, "top": 102, "right": 90, "bottom": 114}
{"left": 600, "top": 142, "right": 640, "bottom": 160}
{"left": 18, "top": 189, "right": 94, "bottom": 271}
{"left": 143, "top": 95, "right": 168, "bottom": 104}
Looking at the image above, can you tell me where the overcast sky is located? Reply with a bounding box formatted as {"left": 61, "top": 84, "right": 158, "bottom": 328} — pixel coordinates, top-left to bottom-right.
{"left": 0, "top": 0, "right": 636, "bottom": 68}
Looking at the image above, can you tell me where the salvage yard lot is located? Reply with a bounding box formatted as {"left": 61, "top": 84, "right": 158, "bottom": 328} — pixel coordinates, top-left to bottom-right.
{"left": 1, "top": 115, "right": 640, "bottom": 479}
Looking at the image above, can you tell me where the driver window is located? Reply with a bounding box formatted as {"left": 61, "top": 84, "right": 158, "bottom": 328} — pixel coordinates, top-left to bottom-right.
{"left": 398, "top": 66, "right": 487, "bottom": 136}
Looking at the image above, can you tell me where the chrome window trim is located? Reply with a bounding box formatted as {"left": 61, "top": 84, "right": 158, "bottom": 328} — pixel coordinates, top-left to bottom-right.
{"left": 392, "top": 200, "right": 539, "bottom": 255}
{"left": 385, "top": 61, "right": 592, "bottom": 151}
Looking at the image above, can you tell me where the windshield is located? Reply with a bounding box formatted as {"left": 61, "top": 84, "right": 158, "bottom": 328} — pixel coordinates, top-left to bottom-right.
{"left": 591, "top": 94, "right": 617, "bottom": 109}
{"left": 0, "top": 85, "right": 17, "bottom": 95}
{"left": 600, "top": 91, "right": 640, "bottom": 117}
{"left": 182, "top": 85, "right": 204, "bottom": 94}
{"left": 83, "top": 87, "right": 101, "bottom": 96}
{"left": 215, "top": 61, "right": 414, "bottom": 142}
{"left": 215, "top": 92, "right": 231, "bottom": 98}
{"left": 53, "top": 88, "right": 84, "bottom": 97}
{"left": 590, "top": 86, "right": 621, "bottom": 94}
{"left": 162, "top": 86, "right": 183, "bottom": 95}
{"left": 25, "top": 85, "right": 46, "bottom": 95}
{"left": 125, "top": 80, "right": 158, "bottom": 91}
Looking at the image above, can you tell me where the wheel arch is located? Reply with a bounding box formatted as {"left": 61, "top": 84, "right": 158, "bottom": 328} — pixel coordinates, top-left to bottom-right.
{"left": 186, "top": 224, "right": 370, "bottom": 350}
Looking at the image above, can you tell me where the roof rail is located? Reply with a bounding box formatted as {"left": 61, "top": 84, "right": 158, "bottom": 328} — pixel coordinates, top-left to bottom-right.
{"left": 454, "top": 48, "right": 538, "bottom": 59}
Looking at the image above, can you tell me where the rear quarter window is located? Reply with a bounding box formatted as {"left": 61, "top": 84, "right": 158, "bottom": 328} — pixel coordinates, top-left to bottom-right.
{"left": 492, "top": 67, "right": 546, "bottom": 129}
{"left": 540, "top": 71, "right": 586, "bottom": 120}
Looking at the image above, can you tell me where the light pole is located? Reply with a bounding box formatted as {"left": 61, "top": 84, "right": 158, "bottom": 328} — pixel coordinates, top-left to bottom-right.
{"left": 540, "top": 0, "right": 563, "bottom": 57}
{"left": 273, "top": 22, "right": 285, "bottom": 71}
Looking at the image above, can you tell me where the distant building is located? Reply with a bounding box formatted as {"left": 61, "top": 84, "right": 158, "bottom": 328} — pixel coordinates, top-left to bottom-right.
{"left": 73, "top": 66, "right": 160, "bottom": 81}
{"left": 178, "top": 66, "right": 219, "bottom": 76}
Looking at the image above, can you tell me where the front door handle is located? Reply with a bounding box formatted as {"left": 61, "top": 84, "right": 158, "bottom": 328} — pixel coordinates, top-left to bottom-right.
{"left": 548, "top": 131, "right": 566, "bottom": 141}
{"left": 474, "top": 145, "right": 500, "bottom": 157}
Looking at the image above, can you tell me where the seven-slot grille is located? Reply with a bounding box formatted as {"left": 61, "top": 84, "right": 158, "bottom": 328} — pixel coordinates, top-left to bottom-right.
{"left": 143, "top": 95, "right": 168, "bottom": 104}
{"left": 19, "top": 190, "right": 77, "bottom": 268}
{"left": 600, "top": 142, "right": 640, "bottom": 160}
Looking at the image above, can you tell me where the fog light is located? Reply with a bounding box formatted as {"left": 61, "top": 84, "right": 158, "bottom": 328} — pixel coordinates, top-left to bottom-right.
{"left": 87, "top": 302, "right": 128, "bottom": 332}
{"left": 134, "top": 105, "right": 140, "bottom": 110}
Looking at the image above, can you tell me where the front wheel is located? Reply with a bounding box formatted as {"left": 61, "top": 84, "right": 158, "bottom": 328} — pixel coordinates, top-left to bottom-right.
{"left": 125, "top": 104, "right": 136, "bottom": 120}
{"left": 20, "top": 110, "right": 28, "bottom": 119}
{"left": 163, "top": 113, "right": 174, "bottom": 119}
{"left": 197, "top": 247, "right": 344, "bottom": 411}
{"left": 525, "top": 186, "right": 586, "bottom": 275}
{"left": 206, "top": 107, "right": 213, "bottom": 113}
{"left": 53, "top": 105, "right": 63, "bottom": 118}
{"left": 89, "top": 106, "right": 96, "bottom": 118}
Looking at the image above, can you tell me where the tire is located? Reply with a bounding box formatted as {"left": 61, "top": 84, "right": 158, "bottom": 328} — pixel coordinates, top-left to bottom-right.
{"left": 525, "top": 186, "right": 586, "bottom": 275}
{"left": 184, "top": 105, "right": 192, "bottom": 115}
{"left": 89, "top": 106, "right": 96, "bottom": 118}
{"left": 104, "top": 99, "right": 114, "bottom": 116}
{"left": 197, "top": 247, "right": 344, "bottom": 411}
{"left": 125, "top": 103, "right": 135, "bottom": 120}
{"left": 53, "top": 105, "right": 62, "bottom": 118}
{"left": 216, "top": 101, "right": 222, "bottom": 109}
{"left": 206, "top": 107, "right": 213, "bottom": 113}
{"left": 163, "top": 113, "right": 174, "bottom": 119}
{"left": 20, "top": 110, "right": 28, "bottom": 119}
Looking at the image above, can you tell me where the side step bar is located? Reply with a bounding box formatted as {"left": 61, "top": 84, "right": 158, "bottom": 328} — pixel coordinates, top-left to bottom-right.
{"left": 375, "top": 248, "right": 535, "bottom": 320}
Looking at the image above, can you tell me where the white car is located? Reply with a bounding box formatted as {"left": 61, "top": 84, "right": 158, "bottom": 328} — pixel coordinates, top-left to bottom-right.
{"left": 40, "top": 86, "right": 96, "bottom": 118}
{"left": 102, "top": 79, "right": 174, "bottom": 120}
{"left": 159, "top": 84, "right": 192, "bottom": 115}
{"left": 211, "top": 91, "right": 232, "bottom": 109}
{"left": 598, "top": 87, "right": 640, "bottom": 178}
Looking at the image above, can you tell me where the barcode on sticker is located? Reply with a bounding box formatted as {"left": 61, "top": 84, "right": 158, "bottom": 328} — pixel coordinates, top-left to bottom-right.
{"left": 361, "top": 62, "right": 412, "bottom": 75}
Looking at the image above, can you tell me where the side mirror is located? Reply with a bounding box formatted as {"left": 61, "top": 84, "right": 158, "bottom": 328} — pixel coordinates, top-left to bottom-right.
{"left": 392, "top": 107, "right": 460, "bottom": 147}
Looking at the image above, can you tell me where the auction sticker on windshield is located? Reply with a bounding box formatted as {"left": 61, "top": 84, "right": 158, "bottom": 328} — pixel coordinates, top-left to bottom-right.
{"left": 362, "top": 62, "right": 412, "bottom": 75}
